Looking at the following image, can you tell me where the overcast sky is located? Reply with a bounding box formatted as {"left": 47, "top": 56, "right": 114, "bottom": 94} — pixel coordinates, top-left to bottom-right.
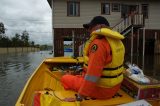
{"left": 0, "top": 0, "right": 52, "bottom": 45}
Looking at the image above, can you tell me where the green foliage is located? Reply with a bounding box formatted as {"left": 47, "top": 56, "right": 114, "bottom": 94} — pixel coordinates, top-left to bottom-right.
{"left": 0, "top": 36, "right": 11, "bottom": 47}
{"left": 0, "top": 22, "right": 49, "bottom": 49}
{"left": 0, "top": 28, "right": 36, "bottom": 47}
{"left": 29, "top": 41, "right": 35, "bottom": 47}
{"left": 21, "top": 30, "right": 29, "bottom": 46}
{"left": 11, "top": 33, "right": 21, "bottom": 47}
{"left": 0, "top": 22, "right": 5, "bottom": 34}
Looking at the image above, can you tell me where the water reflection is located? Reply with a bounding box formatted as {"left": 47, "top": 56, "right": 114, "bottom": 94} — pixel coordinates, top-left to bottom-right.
{"left": 0, "top": 51, "right": 52, "bottom": 106}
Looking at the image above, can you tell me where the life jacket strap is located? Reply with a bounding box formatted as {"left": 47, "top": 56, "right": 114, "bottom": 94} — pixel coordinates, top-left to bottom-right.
{"left": 101, "top": 72, "right": 122, "bottom": 78}
{"left": 103, "top": 64, "right": 123, "bottom": 71}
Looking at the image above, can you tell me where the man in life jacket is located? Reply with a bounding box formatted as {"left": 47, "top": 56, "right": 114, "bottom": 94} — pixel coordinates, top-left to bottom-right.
{"left": 61, "top": 16, "right": 125, "bottom": 101}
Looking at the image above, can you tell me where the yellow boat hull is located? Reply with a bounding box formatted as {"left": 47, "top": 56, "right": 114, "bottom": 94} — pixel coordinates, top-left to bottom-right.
{"left": 15, "top": 57, "right": 160, "bottom": 106}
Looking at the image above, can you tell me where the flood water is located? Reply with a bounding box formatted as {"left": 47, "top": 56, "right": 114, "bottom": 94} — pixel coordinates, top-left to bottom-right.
{"left": 0, "top": 51, "right": 52, "bottom": 106}
{"left": 125, "top": 54, "right": 160, "bottom": 80}
{"left": 0, "top": 51, "right": 160, "bottom": 106}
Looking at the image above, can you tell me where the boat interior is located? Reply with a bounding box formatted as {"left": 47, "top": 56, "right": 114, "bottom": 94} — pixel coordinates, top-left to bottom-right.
{"left": 16, "top": 57, "right": 160, "bottom": 106}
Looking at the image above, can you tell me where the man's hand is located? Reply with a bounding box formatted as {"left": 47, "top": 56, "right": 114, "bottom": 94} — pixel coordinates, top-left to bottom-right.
{"left": 75, "top": 94, "right": 84, "bottom": 101}
{"left": 62, "top": 97, "right": 76, "bottom": 102}
{"left": 62, "top": 94, "right": 84, "bottom": 102}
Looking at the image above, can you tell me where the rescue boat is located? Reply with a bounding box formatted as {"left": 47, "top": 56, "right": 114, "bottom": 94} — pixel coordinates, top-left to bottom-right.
{"left": 15, "top": 57, "right": 160, "bottom": 106}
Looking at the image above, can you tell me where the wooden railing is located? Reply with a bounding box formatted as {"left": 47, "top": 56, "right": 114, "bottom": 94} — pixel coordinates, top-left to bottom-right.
{"left": 112, "top": 14, "right": 144, "bottom": 34}
{"left": 133, "top": 14, "right": 144, "bottom": 25}
{"left": 112, "top": 15, "right": 131, "bottom": 33}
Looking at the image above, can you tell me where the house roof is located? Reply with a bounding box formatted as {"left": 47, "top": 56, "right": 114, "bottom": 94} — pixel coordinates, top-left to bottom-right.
{"left": 47, "top": 0, "right": 52, "bottom": 8}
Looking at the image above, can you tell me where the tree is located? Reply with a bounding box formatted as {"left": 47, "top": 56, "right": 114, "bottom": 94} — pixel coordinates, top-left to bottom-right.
{"left": 21, "top": 30, "right": 29, "bottom": 46}
{"left": 0, "top": 27, "right": 39, "bottom": 47}
{"left": 0, "top": 22, "right": 5, "bottom": 34}
{"left": 0, "top": 36, "right": 11, "bottom": 47}
{"left": 0, "top": 22, "right": 10, "bottom": 47}
{"left": 11, "top": 33, "right": 21, "bottom": 47}
{"left": 0, "top": 22, "right": 6, "bottom": 39}
{"left": 30, "top": 41, "right": 35, "bottom": 47}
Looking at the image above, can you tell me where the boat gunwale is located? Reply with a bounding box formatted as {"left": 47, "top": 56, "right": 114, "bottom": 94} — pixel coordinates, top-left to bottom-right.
{"left": 15, "top": 59, "right": 45, "bottom": 106}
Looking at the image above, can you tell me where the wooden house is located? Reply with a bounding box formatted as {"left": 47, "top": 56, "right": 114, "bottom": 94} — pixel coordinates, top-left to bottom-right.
{"left": 47, "top": 0, "right": 160, "bottom": 56}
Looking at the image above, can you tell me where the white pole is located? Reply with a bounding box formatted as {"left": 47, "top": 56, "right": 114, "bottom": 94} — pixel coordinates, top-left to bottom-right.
{"left": 72, "top": 30, "right": 75, "bottom": 57}
{"left": 52, "top": 0, "right": 54, "bottom": 57}
{"left": 142, "top": 27, "right": 145, "bottom": 71}
{"left": 131, "top": 26, "right": 134, "bottom": 64}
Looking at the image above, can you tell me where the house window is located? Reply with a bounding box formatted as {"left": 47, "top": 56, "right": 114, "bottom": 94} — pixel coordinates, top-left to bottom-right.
{"left": 67, "top": 1, "right": 80, "bottom": 16}
{"left": 101, "top": 3, "right": 110, "bottom": 15}
{"left": 112, "top": 3, "right": 120, "bottom": 12}
{"left": 142, "top": 4, "right": 148, "bottom": 19}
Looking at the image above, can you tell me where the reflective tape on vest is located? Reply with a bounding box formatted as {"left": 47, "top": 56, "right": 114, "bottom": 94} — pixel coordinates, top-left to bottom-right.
{"left": 84, "top": 74, "right": 99, "bottom": 83}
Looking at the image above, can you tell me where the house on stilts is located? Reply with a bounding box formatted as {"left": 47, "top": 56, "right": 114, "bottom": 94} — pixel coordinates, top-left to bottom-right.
{"left": 47, "top": 0, "right": 160, "bottom": 57}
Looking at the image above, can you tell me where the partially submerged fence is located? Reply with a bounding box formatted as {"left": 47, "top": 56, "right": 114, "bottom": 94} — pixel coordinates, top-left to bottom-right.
{"left": 0, "top": 47, "right": 40, "bottom": 54}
